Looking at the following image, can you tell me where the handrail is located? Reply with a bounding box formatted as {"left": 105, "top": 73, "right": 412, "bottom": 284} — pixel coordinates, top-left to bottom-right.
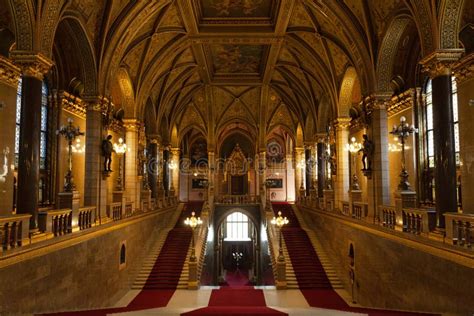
{"left": 78, "top": 206, "right": 95, "bottom": 230}
{"left": 0, "top": 214, "right": 31, "bottom": 254}
{"left": 215, "top": 195, "right": 259, "bottom": 204}
{"left": 445, "top": 213, "right": 474, "bottom": 248}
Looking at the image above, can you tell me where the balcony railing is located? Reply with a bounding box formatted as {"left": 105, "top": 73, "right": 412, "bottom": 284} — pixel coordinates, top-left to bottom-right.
{"left": 215, "top": 195, "right": 258, "bottom": 204}
{"left": 78, "top": 206, "right": 95, "bottom": 230}
{"left": 0, "top": 214, "right": 31, "bottom": 253}
{"left": 445, "top": 213, "right": 474, "bottom": 248}
{"left": 38, "top": 209, "right": 73, "bottom": 237}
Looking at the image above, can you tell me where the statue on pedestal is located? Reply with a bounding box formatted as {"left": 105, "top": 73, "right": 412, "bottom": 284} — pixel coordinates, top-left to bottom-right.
{"left": 359, "top": 134, "right": 374, "bottom": 171}
{"left": 102, "top": 135, "right": 114, "bottom": 172}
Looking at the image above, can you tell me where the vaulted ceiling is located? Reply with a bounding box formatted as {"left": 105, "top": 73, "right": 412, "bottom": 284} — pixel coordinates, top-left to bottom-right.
{"left": 1, "top": 0, "right": 471, "bottom": 143}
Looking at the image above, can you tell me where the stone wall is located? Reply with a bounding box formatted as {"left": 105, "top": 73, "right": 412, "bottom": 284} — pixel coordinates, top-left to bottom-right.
{"left": 0, "top": 208, "right": 176, "bottom": 314}
{"left": 302, "top": 208, "right": 474, "bottom": 315}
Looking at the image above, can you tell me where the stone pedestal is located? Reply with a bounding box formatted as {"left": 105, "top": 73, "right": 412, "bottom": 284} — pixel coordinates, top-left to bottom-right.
{"left": 276, "top": 259, "right": 287, "bottom": 290}
{"left": 113, "top": 191, "right": 126, "bottom": 214}
{"left": 350, "top": 190, "right": 362, "bottom": 203}
{"left": 141, "top": 189, "right": 152, "bottom": 211}
{"left": 188, "top": 260, "right": 199, "bottom": 290}
{"left": 57, "top": 190, "right": 80, "bottom": 231}
{"left": 395, "top": 190, "right": 417, "bottom": 210}
{"left": 323, "top": 189, "right": 334, "bottom": 211}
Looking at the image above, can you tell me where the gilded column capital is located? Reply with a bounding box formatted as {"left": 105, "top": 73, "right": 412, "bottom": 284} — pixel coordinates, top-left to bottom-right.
{"left": 147, "top": 134, "right": 162, "bottom": 144}
{"left": 123, "top": 119, "right": 141, "bottom": 132}
{"left": 315, "top": 133, "right": 327, "bottom": 144}
{"left": 0, "top": 55, "right": 21, "bottom": 88}
{"left": 334, "top": 117, "right": 352, "bottom": 131}
{"left": 84, "top": 96, "right": 111, "bottom": 113}
{"left": 10, "top": 51, "right": 53, "bottom": 80}
{"left": 420, "top": 49, "right": 464, "bottom": 78}
{"left": 453, "top": 53, "right": 474, "bottom": 85}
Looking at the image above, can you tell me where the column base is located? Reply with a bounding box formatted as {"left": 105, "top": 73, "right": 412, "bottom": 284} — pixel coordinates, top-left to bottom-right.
{"left": 57, "top": 190, "right": 81, "bottom": 231}
{"left": 394, "top": 190, "right": 417, "bottom": 210}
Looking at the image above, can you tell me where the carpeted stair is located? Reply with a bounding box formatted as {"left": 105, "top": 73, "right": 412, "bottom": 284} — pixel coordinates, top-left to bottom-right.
{"left": 272, "top": 203, "right": 332, "bottom": 289}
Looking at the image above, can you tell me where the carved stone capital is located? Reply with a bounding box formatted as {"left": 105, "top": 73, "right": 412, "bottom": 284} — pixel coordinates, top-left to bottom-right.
{"left": 84, "top": 96, "right": 111, "bottom": 113}
{"left": 147, "top": 134, "right": 162, "bottom": 144}
{"left": 10, "top": 51, "right": 53, "bottom": 80}
{"left": 453, "top": 53, "right": 474, "bottom": 85}
{"left": 315, "top": 133, "right": 327, "bottom": 144}
{"left": 123, "top": 119, "right": 141, "bottom": 132}
{"left": 334, "top": 117, "right": 352, "bottom": 131}
{"left": 0, "top": 56, "right": 21, "bottom": 88}
{"left": 420, "top": 49, "right": 464, "bottom": 78}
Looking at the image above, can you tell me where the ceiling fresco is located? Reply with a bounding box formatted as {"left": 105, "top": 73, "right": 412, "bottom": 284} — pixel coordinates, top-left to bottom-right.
{"left": 209, "top": 44, "right": 268, "bottom": 75}
{"left": 199, "top": 0, "right": 273, "bottom": 18}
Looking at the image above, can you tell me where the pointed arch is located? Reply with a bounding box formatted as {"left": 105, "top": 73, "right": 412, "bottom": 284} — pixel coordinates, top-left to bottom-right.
{"left": 338, "top": 67, "right": 359, "bottom": 117}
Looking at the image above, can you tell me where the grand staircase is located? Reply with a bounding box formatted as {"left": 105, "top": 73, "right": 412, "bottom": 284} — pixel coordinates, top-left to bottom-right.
{"left": 132, "top": 202, "right": 204, "bottom": 290}
{"left": 271, "top": 203, "right": 343, "bottom": 290}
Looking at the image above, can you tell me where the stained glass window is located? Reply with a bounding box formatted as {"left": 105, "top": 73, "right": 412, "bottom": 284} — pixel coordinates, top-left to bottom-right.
{"left": 225, "top": 212, "right": 250, "bottom": 241}
{"left": 15, "top": 79, "right": 49, "bottom": 169}
{"left": 424, "top": 77, "right": 460, "bottom": 204}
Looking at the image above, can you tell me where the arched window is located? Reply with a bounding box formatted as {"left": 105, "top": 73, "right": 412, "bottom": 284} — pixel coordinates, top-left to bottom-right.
{"left": 422, "top": 78, "right": 460, "bottom": 205}
{"left": 224, "top": 212, "right": 250, "bottom": 241}
{"left": 15, "top": 79, "right": 49, "bottom": 204}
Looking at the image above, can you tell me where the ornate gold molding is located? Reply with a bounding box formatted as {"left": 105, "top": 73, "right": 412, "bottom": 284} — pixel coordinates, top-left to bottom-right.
{"left": 386, "top": 89, "right": 417, "bottom": 118}
{"left": 10, "top": 51, "right": 53, "bottom": 80}
{"left": 58, "top": 91, "right": 86, "bottom": 118}
{"left": 420, "top": 49, "right": 464, "bottom": 78}
{"left": 453, "top": 53, "right": 474, "bottom": 85}
{"left": 123, "top": 119, "right": 142, "bottom": 132}
{"left": 0, "top": 56, "right": 21, "bottom": 88}
{"left": 334, "top": 117, "right": 352, "bottom": 131}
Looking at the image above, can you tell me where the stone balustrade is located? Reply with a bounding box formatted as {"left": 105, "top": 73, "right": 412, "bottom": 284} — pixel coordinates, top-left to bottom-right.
{"left": 445, "top": 213, "right": 474, "bottom": 249}
{"left": 341, "top": 201, "right": 350, "bottom": 216}
{"left": 379, "top": 205, "right": 397, "bottom": 229}
{"left": 108, "top": 202, "right": 123, "bottom": 221}
{"left": 0, "top": 214, "right": 31, "bottom": 253}
{"left": 352, "top": 202, "right": 368, "bottom": 220}
{"left": 38, "top": 209, "right": 73, "bottom": 237}
{"left": 78, "top": 206, "right": 95, "bottom": 230}
{"left": 124, "top": 202, "right": 133, "bottom": 218}
{"left": 402, "top": 208, "right": 436, "bottom": 235}
{"left": 215, "top": 195, "right": 258, "bottom": 204}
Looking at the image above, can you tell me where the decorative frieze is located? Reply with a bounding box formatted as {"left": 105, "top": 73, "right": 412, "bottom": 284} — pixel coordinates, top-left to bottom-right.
{"left": 10, "top": 51, "right": 53, "bottom": 80}
{"left": 0, "top": 56, "right": 21, "bottom": 88}
{"left": 453, "top": 53, "right": 474, "bottom": 85}
{"left": 420, "top": 49, "right": 464, "bottom": 78}
{"left": 58, "top": 91, "right": 86, "bottom": 118}
{"left": 386, "top": 89, "right": 417, "bottom": 118}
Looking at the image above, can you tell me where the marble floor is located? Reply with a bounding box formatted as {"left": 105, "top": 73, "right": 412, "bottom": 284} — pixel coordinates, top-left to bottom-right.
{"left": 111, "top": 286, "right": 366, "bottom": 316}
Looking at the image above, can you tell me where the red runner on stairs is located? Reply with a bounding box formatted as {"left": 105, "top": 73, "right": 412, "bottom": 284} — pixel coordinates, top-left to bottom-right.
{"left": 272, "top": 203, "right": 436, "bottom": 316}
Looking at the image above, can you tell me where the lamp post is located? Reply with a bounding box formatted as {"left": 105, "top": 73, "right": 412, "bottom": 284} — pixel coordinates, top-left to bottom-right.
{"left": 345, "top": 137, "right": 362, "bottom": 191}
{"left": 184, "top": 211, "right": 202, "bottom": 262}
{"left": 271, "top": 211, "right": 289, "bottom": 262}
{"left": 390, "top": 116, "right": 418, "bottom": 191}
{"left": 57, "top": 118, "right": 84, "bottom": 192}
{"left": 113, "top": 138, "right": 127, "bottom": 191}
{"left": 297, "top": 159, "right": 305, "bottom": 190}
{"left": 169, "top": 159, "right": 177, "bottom": 193}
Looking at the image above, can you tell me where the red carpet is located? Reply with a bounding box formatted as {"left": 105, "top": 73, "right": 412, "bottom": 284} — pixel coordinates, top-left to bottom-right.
{"left": 42, "top": 203, "right": 203, "bottom": 316}
{"left": 182, "top": 288, "right": 287, "bottom": 316}
{"left": 272, "top": 203, "right": 436, "bottom": 316}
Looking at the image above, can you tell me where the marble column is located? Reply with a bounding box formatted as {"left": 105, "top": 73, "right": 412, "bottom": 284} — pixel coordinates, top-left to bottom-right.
{"left": 163, "top": 147, "right": 170, "bottom": 196}
{"left": 170, "top": 147, "right": 180, "bottom": 197}
{"left": 295, "top": 147, "right": 305, "bottom": 197}
{"left": 0, "top": 56, "right": 21, "bottom": 215}
{"left": 368, "top": 96, "right": 391, "bottom": 220}
{"left": 454, "top": 54, "right": 474, "bottom": 214}
{"left": 147, "top": 136, "right": 160, "bottom": 199}
{"left": 335, "top": 117, "right": 351, "bottom": 210}
{"left": 83, "top": 97, "right": 107, "bottom": 222}
{"left": 208, "top": 150, "right": 215, "bottom": 203}
{"left": 421, "top": 50, "right": 463, "bottom": 228}
{"left": 316, "top": 134, "right": 326, "bottom": 198}
{"left": 305, "top": 146, "right": 312, "bottom": 196}
{"left": 258, "top": 150, "right": 267, "bottom": 206}
{"left": 12, "top": 53, "right": 53, "bottom": 230}
{"left": 124, "top": 119, "right": 140, "bottom": 210}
